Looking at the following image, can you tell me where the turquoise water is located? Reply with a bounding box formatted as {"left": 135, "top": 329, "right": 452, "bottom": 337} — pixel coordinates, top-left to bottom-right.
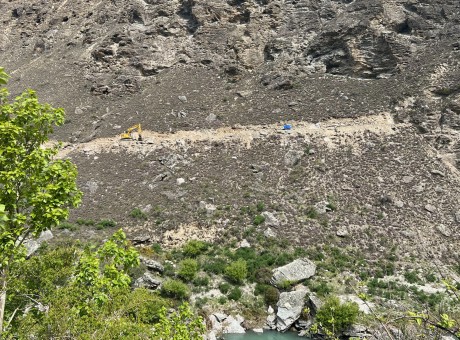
{"left": 223, "top": 330, "right": 307, "bottom": 340}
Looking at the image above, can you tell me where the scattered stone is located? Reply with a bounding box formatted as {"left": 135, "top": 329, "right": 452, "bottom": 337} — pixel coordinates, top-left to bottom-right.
{"left": 238, "top": 239, "right": 251, "bottom": 248}
{"left": 222, "top": 315, "right": 245, "bottom": 334}
{"left": 178, "top": 95, "right": 187, "bottom": 102}
{"left": 436, "top": 224, "right": 451, "bottom": 237}
{"left": 343, "top": 324, "right": 372, "bottom": 338}
{"left": 455, "top": 211, "right": 460, "bottom": 223}
{"left": 206, "top": 113, "right": 217, "bottom": 122}
{"left": 262, "top": 211, "right": 280, "bottom": 227}
{"left": 134, "top": 272, "right": 162, "bottom": 290}
{"left": 425, "top": 204, "right": 436, "bottom": 213}
{"left": 264, "top": 228, "right": 277, "bottom": 238}
{"left": 199, "top": 201, "right": 216, "bottom": 216}
{"left": 132, "top": 235, "right": 151, "bottom": 245}
{"left": 140, "top": 257, "right": 164, "bottom": 273}
{"left": 24, "top": 230, "right": 54, "bottom": 257}
{"left": 338, "top": 295, "right": 374, "bottom": 314}
{"left": 213, "top": 313, "right": 227, "bottom": 322}
{"left": 276, "top": 289, "right": 308, "bottom": 332}
{"left": 394, "top": 200, "right": 404, "bottom": 208}
{"left": 177, "top": 178, "right": 185, "bottom": 185}
{"left": 284, "top": 150, "right": 303, "bottom": 166}
{"left": 267, "top": 306, "right": 274, "bottom": 314}
{"left": 307, "top": 294, "right": 323, "bottom": 314}
{"left": 271, "top": 258, "right": 316, "bottom": 286}
{"left": 266, "top": 313, "right": 277, "bottom": 329}
{"left": 336, "top": 227, "right": 349, "bottom": 237}
{"left": 253, "top": 328, "right": 263, "bottom": 333}
{"left": 236, "top": 90, "right": 252, "bottom": 98}
{"left": 431, "top": 169, "right": 446, "bottom": 177}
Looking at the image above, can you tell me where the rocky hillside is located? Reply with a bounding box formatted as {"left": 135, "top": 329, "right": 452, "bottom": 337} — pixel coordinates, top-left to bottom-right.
{"left": 1, "top": 0, "right": 460, "bottom": 267}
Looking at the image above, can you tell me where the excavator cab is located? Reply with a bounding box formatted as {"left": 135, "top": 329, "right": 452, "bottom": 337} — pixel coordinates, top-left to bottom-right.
{"left": 120, "top": 124, "right": 143, "bottom": 141}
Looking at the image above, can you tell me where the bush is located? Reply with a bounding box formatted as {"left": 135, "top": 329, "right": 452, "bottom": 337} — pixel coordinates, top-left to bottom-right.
{"left": 316, "top": 296, "right": 359, "bottom": 335}
{"left": 228, "top": 287, "right": 242, "bottom": 301}
{"left": 129, "top": 208, "right": 148, "bottom": 220}
{"left": 264, "top": 286, "right": 280, "bottom": 307}
{"left": 178, "top": 258, "right": 199, "bottom": 281}
{"left": 160, "top": 279, "right": 190, "bottom": 300}
{"left": 96, "top": 219, "right": 116, "bottom": 229}
{"left": 75, "top": 218, "right": 95, "bottom": 226}
{"left": 219, "top": 282, "right": 231, "bottom": 294}
{"left": 182, "top": 240, "right": 209, "bottom": 257}
{"left": 193, "top": 275, "right": 210, "bottom": 287}
{"left": 203, "top": 258, "right": 227, "bottom": 275}
{"left": 225, "top": 259, "right": 248, "bottom": 284}
{"left": 57, "top": 221, "right": 78, "bottom": 231}
{"left": 253, "top": 215, "right": 265, "bottom": 226}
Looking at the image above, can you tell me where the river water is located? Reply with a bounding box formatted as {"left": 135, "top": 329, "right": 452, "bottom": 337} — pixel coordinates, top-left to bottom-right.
{"left": 223, "top": 330, "right": 308, "bottom": 340}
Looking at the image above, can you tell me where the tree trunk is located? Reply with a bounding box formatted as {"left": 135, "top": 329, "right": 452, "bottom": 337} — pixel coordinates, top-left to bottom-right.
{"left": 0, "top": 269, "right": 7, "bottom": 335}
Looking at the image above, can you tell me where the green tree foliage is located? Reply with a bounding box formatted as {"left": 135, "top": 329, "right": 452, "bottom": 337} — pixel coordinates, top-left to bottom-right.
{"left": 161, "top": 279, "right": 190, "bottom": 300}
{"left": 0, "top": 68, "right": 82, "bottom": 333}
{"left": 74, "top": 229, "right": 140, "bottom": 307}
{"left": 315, "top": 296, "right": 359, "bottom": 336}
{"left": 178, "top": 258, "right": 199, "bottom": 281}
{"left": 182, "top": 240, "right": 208, "bottom": 257}
{"left": 4, "top": 232, "right": 205, "bottom": 339}
{"left": 225, "top": 259, "right": 248, "bottom": 284}
{"left": 155, "top": 303, "right": 205, "bottom": 340}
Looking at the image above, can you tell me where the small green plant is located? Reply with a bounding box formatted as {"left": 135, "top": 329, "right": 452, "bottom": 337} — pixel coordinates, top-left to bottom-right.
{"left": 225, "top": 259, "right": 248, "bottom": 284}
{"left": 96, "top": 219, "right": 116, "bottom": 229}
{"left": 161, "top": 279, "right": 190, "bottom": 300}
{"left": 253, "top": 215, "right": 265, "bottom": 226}
{"left": 263, "top": 286, "right": 279, "bottom": 307}
{"left": 316, "top": 296, "right": 359, "bottom": 336}
{"left": 182, "top": 240, "right": 209, "bottom": 257}
{"left": 57, "top": 221, "right": 78, "bottom": 231}
{"left": 256, "top": 202, "right": 265, "bottom": 212}
{"left": 129, "top": 208, "right": 148, "bottom": 220}
{"left": 228, "top": 287, "right": 243, "bottom": 301}
{"left": 178, "top": 258, "right": 199, "bottom": 281}
{"left": 404, "top": 271, "right": 421, "bottom": 284}
{"left": 306, "top": 207, "right": 318, "bottom": 219}
{"left": 219, "top": 282, "right": 231, "bottom": 294}
{"left": 75, "top": 218, "right": 95, "bottom": 226}
{"left": 193, "top": 276, "right": 210, "bottom": 287}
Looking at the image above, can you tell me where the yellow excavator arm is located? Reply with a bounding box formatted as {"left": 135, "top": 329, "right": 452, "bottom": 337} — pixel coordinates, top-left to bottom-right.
{"left": 120, "top": 124, "right": 143, "bottom": 141}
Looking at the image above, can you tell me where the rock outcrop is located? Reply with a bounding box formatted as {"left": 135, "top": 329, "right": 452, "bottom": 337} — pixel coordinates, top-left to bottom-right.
{"left": 271, "top": 258, "right": 316, "bottom": 286}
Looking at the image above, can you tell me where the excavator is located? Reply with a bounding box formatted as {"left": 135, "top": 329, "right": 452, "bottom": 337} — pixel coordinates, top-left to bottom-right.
{"left": 120, "top": 124, "right": 143, "bottom": 141}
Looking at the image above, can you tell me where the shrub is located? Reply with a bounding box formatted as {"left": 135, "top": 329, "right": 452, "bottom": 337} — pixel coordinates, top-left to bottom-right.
{"left": 256, "top": 202, "right": 265, "bottom": 212}
{"left": 253, "top": 215, "right": 265, "bottom": 226}
{"left": 228, "top": 287, "right": 242, "bottom": 301}
{"left": 316, "top": 296, "right": 359, "bottom": 335}
{"left": 193, "top": 276, "right": 210, "bottom": 287}
{"left": 160, "top": 279, "right": 190, "bottom": 300}
{"left": 203, "top": 258, "right": 227, "bottom": 275}
{"left": 178, "top": 258, "right": 199, "bottom": 281}
{"left": 404, "top": 271, "right": 421, "bottom": 284}
{"left": 129, "top": 208, "right": 147, "bottom": 220}
{"left": 255, "top": 268, "right": 273, "bottom": 284}
{"left": 225, "top": 259, "right": 248, "bottom": 284}
{"left": 264, "top": 286, "right": 279, "bottom": 307}
{"left": 96, "top": 219, "right": 116, "bottom": 229}
{"left": 182, "top": 240, "right": 209, "bottom": 257}
{"left": 75, "top": 218, "right": 95, "bottom": 226}
{"left": 219, "top": 282, "right": 231, "bottom": 294}
{"left": 57, "top": 221, "right": 78, "bottom": 231}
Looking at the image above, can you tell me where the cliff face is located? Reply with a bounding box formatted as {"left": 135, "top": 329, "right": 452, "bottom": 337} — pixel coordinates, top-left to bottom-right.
{"left": 1, "top": 0, "right": 460, "bottom": 264}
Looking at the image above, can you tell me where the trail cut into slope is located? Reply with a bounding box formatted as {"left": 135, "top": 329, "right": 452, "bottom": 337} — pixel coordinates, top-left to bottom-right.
{"left": 55, "top": 112, "right": 405, "bottom": 158}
